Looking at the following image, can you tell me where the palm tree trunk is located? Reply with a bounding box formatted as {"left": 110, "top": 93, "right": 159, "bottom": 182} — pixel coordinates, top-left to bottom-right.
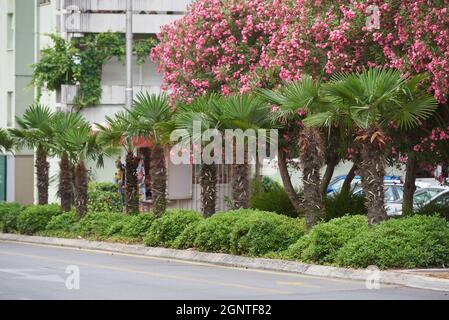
{"left": 35, "top": 145, "right": 49, "bottom": 205}
{"left": 320, "top": 151, "right": 338, "bottom": 197}
{"left": 359, "top": 141, "right": 388, "bottom": 226}
{"left": 200, "top": 164, "right": 217, "bottom": 217}
{"left": 278, "top": 147, "right": 303, "bottom": 213}
{"left": 341, "top": 163, "right": 358, "bottom": 194}
{"left": 299, "top": 127, "right": 325, "bottom": 230}
{"left": 59, "top": 152, "right": 72, "bottom": 212}
{"left": 402, "top": 152, "right": 417, "bottom": 214}
{"left": 74, "top": 161, "right": 88, "bottom": 218}
{"left": 125, "top": 151, "right": 139, "bottom": 214}
{"left": 150, "top": 144, "right": 167, "bottom": 217}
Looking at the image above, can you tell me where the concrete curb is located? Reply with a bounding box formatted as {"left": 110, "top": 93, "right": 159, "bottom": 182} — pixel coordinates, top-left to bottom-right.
{"left": 1, "top": 233, "right": 449, "bottom": 292}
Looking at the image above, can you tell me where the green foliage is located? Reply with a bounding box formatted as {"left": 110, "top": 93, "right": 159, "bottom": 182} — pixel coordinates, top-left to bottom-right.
{"left": 0, "top": 202, "right": 23, "bottom": 232}
{"left": 31, "top": 33, "right": 157, "bottom": 109}
{"left": 336, "top": 215, "right": 449, "bottom": 269}
{"left": 286, "top": 215, "right": 368, "bottom": 264}
{"left": 87, "top": 182, "right": 122, "bottom": 213}
{"left": 120, "top": 213, "right": 156, "bottom": 239}
{"left": 193, "top": 210, "right": 244, "bottom": 252}
{"left": 46, "top": 211, "right": 77, "bottom": 232}
{"left": 414, "top": 203, "right": 449, "bottom": 220}
{"left": 323, "top": 191, "right": 367, "bottom": 221}
{"left": 16, "top": 204, "right": 61, "bottom": 235}
{"left": 75, "top": 211, "right": 127, "bottom": 237}
{"left": 172, "top": 223, "right": 200, "bottom": 249}
{"left": 144, "top": 210, "right": 203, "bottom": 247}
{"left": 250, "top": 179, "right": 298, "bottom": 217}
{"left": 229, "top": 211, "right": 305, "bottom": 256}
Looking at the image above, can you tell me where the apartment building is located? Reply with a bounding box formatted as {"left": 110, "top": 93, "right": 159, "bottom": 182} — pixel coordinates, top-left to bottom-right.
{"left": 0, "top": 0, "right": 233, "bottom": 211}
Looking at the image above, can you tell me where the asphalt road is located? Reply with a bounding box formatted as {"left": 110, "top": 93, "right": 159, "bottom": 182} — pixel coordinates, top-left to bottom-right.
{"left": 0, "top": 240, "right": 448, "bottom": 300}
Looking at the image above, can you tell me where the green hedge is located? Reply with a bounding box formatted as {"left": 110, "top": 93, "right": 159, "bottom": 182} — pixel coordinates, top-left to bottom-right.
{"left": 75, "top": 211, "right": 127, "bottom": 237}
{"left": 0, "top": 202, "right": 24, "bottom": 232}
{"left": 285, "top": 215, "right": 368, "bottom": 264}
{"left": 16, "top": 204, "right": 61, "bottom": 235}
{"left": 144, "top": 210, "right": 203, "bottom": 247}
{"left": 46, "top": 211, "right": 78, "bottom": 232}
{"left": 87, "top": 182, "right": 122, "bottom": 213}
{"left": 335, "top": 215, "right": 449, "bottom": 269}
{"left": 175, "top": 209, "right": 306, "bottom": 256}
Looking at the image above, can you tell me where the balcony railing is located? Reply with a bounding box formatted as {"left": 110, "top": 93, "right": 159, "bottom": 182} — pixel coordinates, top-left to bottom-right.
{"left": 61, "top": 0, "right": 192, "bottom": 12}
{"left": 61, "top": 84, "right": 161, "bottom": 105}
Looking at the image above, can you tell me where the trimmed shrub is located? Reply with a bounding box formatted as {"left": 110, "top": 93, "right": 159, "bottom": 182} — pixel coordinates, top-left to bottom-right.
{"left": 16, "top": 204, "right": 61, "bottom": 235}
{"left": 120, "top": 213, "right": 156, "bottom": 239}
{"left": 75, "top": 211, "right": 127, "bottom": 237}
{"left": 250, "top": 180, "right": 298, "bottom": 217}
{"left": 172, "top": 223, "right": 199, "bottom": 249}
{"left": 286, "top": 215, "right": 368, "bottom": 264}
{"left": 87, "top": 182, "right": 122, "bottom": 213}
{"left": 336, "top": 215, "right": 449, "bottom": 269}
{"left": 324, "top": 191, "right": 367, "bottom": 221}
{"left": 229, "top": 211, "right": 305, "bottom": 256}
{"left": 46, "top": 211, "right": 77, "bottom": 232}
{"left": 193, "top": 210, "right": 244, "bottom": 253}
{"left": 0, "top": 202, "right": 23, "bottom": 232}
{"left": 144, "top": 210, "right": 203, "bottom": 247}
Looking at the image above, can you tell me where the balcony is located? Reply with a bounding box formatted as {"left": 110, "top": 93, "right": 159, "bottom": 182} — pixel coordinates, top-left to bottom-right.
{"left": 62, "top": 12, "right": 183, "bottom": 34}
{"left": 61, "top": 84, "right": 161, "bottom": 105}
{"left": 61, "top": 0, "right": 192, "bottom": 12}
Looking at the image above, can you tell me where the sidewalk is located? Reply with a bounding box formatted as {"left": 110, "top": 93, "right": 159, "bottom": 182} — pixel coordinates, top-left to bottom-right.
{"left": 1, "top": 232, "right": 449, "bottom": 292}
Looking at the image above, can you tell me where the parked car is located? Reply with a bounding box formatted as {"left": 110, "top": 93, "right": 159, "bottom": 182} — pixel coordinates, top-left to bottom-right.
{"left": 327, "top": 174, "right": 402, "bottom": 195}
{"left": 413, "top": 186, "right": 449, "bottom": 208}
{"left": 352, "top": 183, "right": 404, "bottom": 216}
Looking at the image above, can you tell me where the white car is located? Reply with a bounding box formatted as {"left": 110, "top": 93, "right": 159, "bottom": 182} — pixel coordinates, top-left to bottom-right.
{"left": 352, "top": 183, "right": 404, "bottom": 216}
{"left": 413, "top": 186, "right": 449, "bottom": 208}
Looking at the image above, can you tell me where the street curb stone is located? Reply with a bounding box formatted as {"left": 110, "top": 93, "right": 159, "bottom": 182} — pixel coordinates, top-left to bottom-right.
{"left": 1, "top": 233, "right": 449, "bottom": 292}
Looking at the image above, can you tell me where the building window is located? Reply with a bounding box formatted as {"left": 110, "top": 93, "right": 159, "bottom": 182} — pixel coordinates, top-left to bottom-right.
{"left": 7, "top": 92, "right": 13, "bottom": 127}
{"left": 7, "top": 13, "right": 13, "bottom": 50}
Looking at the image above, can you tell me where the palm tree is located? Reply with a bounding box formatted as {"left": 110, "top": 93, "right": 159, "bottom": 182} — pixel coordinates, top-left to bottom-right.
{"left": 175, "top": 94, "right": 221, "bottom": 217}
{"left": 304, "top": 68, "right": 437, "bottom": 225}
{"left": 125, "top": 92, "right": 174, "bottom": 217}
{"left": 51, "top": 111, "right": 85, "bottom": 212}
{"left": 258, "top": 76, "right": 327, "bottom": 230}
{"left": 0, "top": 129, "right": 14, "bottom": 154}
{"left": 97, "top": 111, "right": 139, "bottom": 214}
{"left": 215, "top": 93, "right": 271, "bottom": 209}
{"left": 57, "top": 122, "right": 117, "bottom": 218}
{"left": 9, "top": 104, "right": 54, "bottom": 205}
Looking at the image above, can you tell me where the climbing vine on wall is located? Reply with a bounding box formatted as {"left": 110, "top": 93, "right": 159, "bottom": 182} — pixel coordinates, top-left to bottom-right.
{"left": 31, "top": 33, "right": 157, "bottom": 109}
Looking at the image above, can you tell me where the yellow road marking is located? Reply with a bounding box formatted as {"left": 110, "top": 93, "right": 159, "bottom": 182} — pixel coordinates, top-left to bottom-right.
{"left": 0, "top": 249, "right": 293, "bottom": 295}
{"left": 0, "top": 240, "right": 366, "bottom": 285}
{"left": 276, "top": 281, "right": 320, "bottom": 288}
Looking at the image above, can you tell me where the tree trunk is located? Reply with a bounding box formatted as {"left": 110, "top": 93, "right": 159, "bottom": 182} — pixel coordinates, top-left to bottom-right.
{"left": 200, "top": 163, "right": 217, "bottom": 217}
{"left": 341, "top": 163, "right": 358, "bottom": 194}
{"left": 150, "top": 144, "right": 167, "bottom": 217}
{"left": 35, "top": 145, "right": 49, "bottom": 205}
{"left": 74, "top": 161, "right": 88, "bottom": 218}
{"left": 402, "top": 152, "right": 417, "bottom": 214}
{"left": 299, "top": 127, "right": 325, "bottom": 230}
{"left": 59, "top": 152, "right": 72, "bottom": 212}
{"left": 277, "top": 147, "right": 302, "bottom": 213}
{"left": 232, "top": 162, "right": 250, "bottom": 209}
{"left": 359, "top": 141, "right": 388, "bottom": 226}
{"left": 125, "top": 151, "right": 139, "bottom": 214}
{"left": 320, "top": 152, "right": 338, "bottom": 197}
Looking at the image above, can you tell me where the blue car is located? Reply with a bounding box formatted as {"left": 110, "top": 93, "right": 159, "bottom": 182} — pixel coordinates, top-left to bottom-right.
{"left": 327, "top": 174, "right": 402, "bottom": 194}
